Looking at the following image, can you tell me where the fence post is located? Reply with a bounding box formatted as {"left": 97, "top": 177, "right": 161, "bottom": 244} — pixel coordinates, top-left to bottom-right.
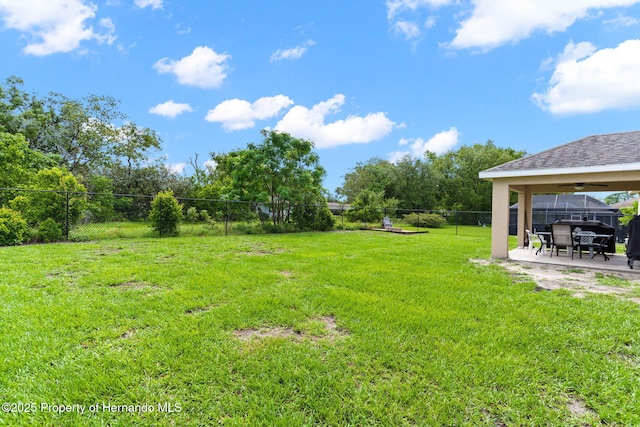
{"left": 65, "top": 191, "right": 70, "bottom": 240}
{"left": 455, "top": 210, "right": 458, "bottom": 235}
{"left": 225, "top": 200, "right": 229, "bottom": 236}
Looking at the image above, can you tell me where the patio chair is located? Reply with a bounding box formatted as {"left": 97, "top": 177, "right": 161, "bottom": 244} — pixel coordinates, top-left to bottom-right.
{"left": 382, "top": 217, "right": 393, "bottom": 230}
{"left": 550, "top": 223, "right": 576, "bottom": 259}
{"left": 525, "top": 229, "right": 547, "bottom": 255}
{"left": 576, "top": 230, "right": 596, "bottom": 258}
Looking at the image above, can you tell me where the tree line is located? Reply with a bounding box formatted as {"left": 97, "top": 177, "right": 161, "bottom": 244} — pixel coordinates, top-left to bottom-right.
{"left": 0, "top": 76, "right": 525, "bottom": 244}
{"left": 336, "top": 143, "right": 525, "bottom": 214}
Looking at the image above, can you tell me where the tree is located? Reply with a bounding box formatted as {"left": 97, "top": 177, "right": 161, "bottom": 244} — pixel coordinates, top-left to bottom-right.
{"left": 10, "top": 167, "right": 87, "bottom": 232}
{"left": 149, "top": 190, "right": 183, "bottom": 236}
{"left": 0, "top": 132, "right": 58, "bottom": 204}
{"left": 387, "top": 154, "right": 440, "bottom": 210}
{"left": 111, "top": 122, "right": 162, "bottom": 174}
{"left": 0, "top": 77, "right": 164, "bottom": 186}
{"left": 346, "top": 189, "right": 398, "bottom": 224}
{"left": 619, "top": 200, "right": 639, "bottom": 226}
{"left": 38, "top": 93, "right": 125, "bottom": 177}
{"left": 336, "top": 158, "right": 397, "bottom": 203}
{"left": 604, "top": 192, "right": 633, "bottom": 205}
{"left": 212, "top": 130, "right": 326, "bottom": 226}
{"left": 105, "top": 160, "right": 193, "bottom": 220}
{"left": 428, "top": 141, "right": 525, "bottom": 211}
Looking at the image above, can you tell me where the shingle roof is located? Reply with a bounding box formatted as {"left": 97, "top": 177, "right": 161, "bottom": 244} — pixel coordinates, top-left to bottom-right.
{"left": 484, "top": 130, "right": 640, "bottom": 173}
{"left": 510, "top": 194, "right": 616, "bottom": 211}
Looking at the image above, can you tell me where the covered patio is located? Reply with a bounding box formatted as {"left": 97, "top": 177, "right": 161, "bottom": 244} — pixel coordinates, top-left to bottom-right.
{"left": 509, "top": 247, "right": 633, "bottom": 274}
{"left": 479, "top": 130, "right": 640, "bottom": 264}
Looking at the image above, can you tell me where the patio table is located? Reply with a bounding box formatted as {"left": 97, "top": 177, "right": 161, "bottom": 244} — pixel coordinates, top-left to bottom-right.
{"left": 574, "top": 232, "right": 612, "bottom": 261}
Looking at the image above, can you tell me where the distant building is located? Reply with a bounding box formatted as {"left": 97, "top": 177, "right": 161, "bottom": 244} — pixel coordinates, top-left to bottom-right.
{"left": 509, "top": 194, "right": 619, "bottom": 236}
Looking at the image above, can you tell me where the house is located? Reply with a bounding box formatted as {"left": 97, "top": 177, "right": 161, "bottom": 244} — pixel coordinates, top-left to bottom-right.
{"left": 508, "top": 194, "right": 619, "bottom": 237}
{"left": 479, "top": 130, "right": 640, "bottom": 258}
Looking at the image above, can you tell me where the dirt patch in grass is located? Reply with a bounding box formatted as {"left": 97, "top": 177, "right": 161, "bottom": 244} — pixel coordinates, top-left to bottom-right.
{"left": 108, "top": 281, "right": 162, "bottom": 292}
{"left": 236, "top": 242, "right": 289, "bottom": 256}
{"left": 234, "top": 315, "right": 347, "bottom": 343}
{"left": 185, "top": 304, "right": 222, "bottom": 315}
{"left": 472, "top": 259, "right": 640, "bottom": 301}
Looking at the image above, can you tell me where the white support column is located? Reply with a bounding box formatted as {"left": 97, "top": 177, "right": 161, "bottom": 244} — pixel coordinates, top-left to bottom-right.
{"left": 516, "top": 187, "right": 533, "bottom": 248}
{"left": 490, "top": 180, "right": 511, "bottom": 258}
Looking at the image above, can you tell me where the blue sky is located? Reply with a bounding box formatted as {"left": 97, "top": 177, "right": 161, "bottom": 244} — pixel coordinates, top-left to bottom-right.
{"left": 1, "top": 0, "right": 640, "bottom": 194}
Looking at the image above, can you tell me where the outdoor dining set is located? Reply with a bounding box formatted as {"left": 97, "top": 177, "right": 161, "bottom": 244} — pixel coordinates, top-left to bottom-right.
{"left": 526, "top": 219, "right": 615, "bottom": 261}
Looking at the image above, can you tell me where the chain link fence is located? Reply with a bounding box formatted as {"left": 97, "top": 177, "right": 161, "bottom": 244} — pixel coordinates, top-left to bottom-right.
{"left": 0, "top": 188, "right": 493, "bottom": 243}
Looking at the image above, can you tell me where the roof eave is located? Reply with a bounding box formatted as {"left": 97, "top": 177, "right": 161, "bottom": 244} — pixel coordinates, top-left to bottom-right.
{"left": 479, "top": 162, "right": 640, "bottom": 180}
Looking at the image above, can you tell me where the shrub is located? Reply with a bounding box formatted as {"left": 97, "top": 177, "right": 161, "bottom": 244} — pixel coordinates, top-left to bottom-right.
{"left": 185, "top": 206, "right": 199, "bottom": 223}
{"left": 292, "top": 203, "right": 336, "bottom": 231}
{"left": 200, "top": 210, "right": 216, "bottom": 229}
{"left": 37, "top": 218, "right": 63, "bottom": 243}
{"left": 345, "top": 189, "right": 398, "bottom": 225}
{"left": 149, "top": 190, "right": 183, "bottom": 236}
{"left": 0, "top": 207, "right": 29, "bottom": 246}
{"left": 403, "top": 212, "right": 446, "bottom": 228}
{"left": 25, "top": 167, "right": 87, "bottom": 226}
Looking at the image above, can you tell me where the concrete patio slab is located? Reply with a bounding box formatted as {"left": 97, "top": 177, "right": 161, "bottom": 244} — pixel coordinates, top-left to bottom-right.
{"left": 508, "top": 247, "right": 640, "bottom": 275}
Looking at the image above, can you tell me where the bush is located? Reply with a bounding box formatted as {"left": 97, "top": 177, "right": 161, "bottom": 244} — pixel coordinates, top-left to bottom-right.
{"left": 0, "top": 207, "right": 29, "bottom": 246}
{"left": 149, "top": 190, "right": 183, "bottom": 236}
{"left": 23, "top": 167, "right": 87, "bottom": 226}
{"left": 292, "top": 203, "right": 336, "bottom": 231}
{"left": 37, "top": 218, "right": 63, "bottom": 243}
{"left": 403, "top": 212, "right": 446, "bottom": 228}
{"left": 185, "top": 206, "right": 199, "bottom": 223}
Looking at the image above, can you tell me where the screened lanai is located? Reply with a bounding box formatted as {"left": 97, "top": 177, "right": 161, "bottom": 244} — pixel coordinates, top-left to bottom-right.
{"left": 479, "top": 130, "right": 640, "bottom": 259}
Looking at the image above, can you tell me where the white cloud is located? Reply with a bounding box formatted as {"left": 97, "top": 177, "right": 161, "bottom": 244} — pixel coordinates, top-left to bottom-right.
{"left": 166, "top": 162, "right": 187, "bottom": 174}
{"left": 275, "top": 94, "right": 395, "bottom": 149}
{"left": 393, "top": 20, "right": 422, "bottom": 39}
{"left": 386, "top": 0, "right": 449, "bottom": 41}
{"left": 386, "top": 0, "right": 451, "bottom": 21}
{"left": 603, "top": 12, "right": 639, "bottom": 27}
{"left": 270, "top": 40, "right": 315, "bottom": 62}
{"left": 204, "top": 159, "right": 217, "bottom": 172}
{"left": 448, "top": 0, "right": 640, "bottom": 51}
{"left": 0, "top": 0, "right": 116, "bottom": 55}
{"left": 135, "top": 0, "right": 163, "bottom": 9}
{"left": 532, "top": 39, "right": 640, "bottom": 114}
{"left": 389, "top": 127, "right": 460, "bottom": 162}
{"left": 205, "top": 95, "right": 294, "bottom": 131}
{"left": 153, "top": 46, "right": 231, "bottom": 89}
{"left": 149, "top": 100, "right": 194, "bottom": 118}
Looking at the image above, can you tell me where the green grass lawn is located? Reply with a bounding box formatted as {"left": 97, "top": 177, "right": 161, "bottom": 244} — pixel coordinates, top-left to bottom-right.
{"left": 1, "top": 230, "right": 639, "bottom": 426}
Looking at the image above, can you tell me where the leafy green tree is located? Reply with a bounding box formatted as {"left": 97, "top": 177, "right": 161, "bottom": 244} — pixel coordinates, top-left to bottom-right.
{"left": 336, "top": 158, "right": 397, "bottom": 203}
{"left": 105, "top": 160, "right": 193, "bottom": 220}
{"left": 111, "top": 122, "right": 162, "bottom": 174}
{"left": 0, "top": 77, "right": 164, "bottom": 187}
{"left": 212, "top": 130, "right": 326, "bottom": 226}
{"left": 428, "top": 141, "right": 525, "bottom": 211}
{"left": 14, "top": 167, "right": 87, "bottom": 228}
{"left": 619, "top": 200, "right": 638, "bottom": 226}
{"left": 388, "top": 154, "right": 440, "bottom": 209}
{"left": 86, "top": 175, "right": 116, "bottom": 222}
{"left": 604, "top": 192, "right": 633, "bottom": 205}
{"left": 346, "top": 189, "right": 398, "bottom": 224}
{"left": 149, "top": 190, "right": 183, "bottom": 236}
{"left": 0, "top": 132, "right": 58, "bottom": 204}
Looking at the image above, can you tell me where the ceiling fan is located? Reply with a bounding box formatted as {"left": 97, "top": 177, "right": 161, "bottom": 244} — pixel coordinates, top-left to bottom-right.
{"left": 557, "top": 182, "right": 609, "bottom": 191}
